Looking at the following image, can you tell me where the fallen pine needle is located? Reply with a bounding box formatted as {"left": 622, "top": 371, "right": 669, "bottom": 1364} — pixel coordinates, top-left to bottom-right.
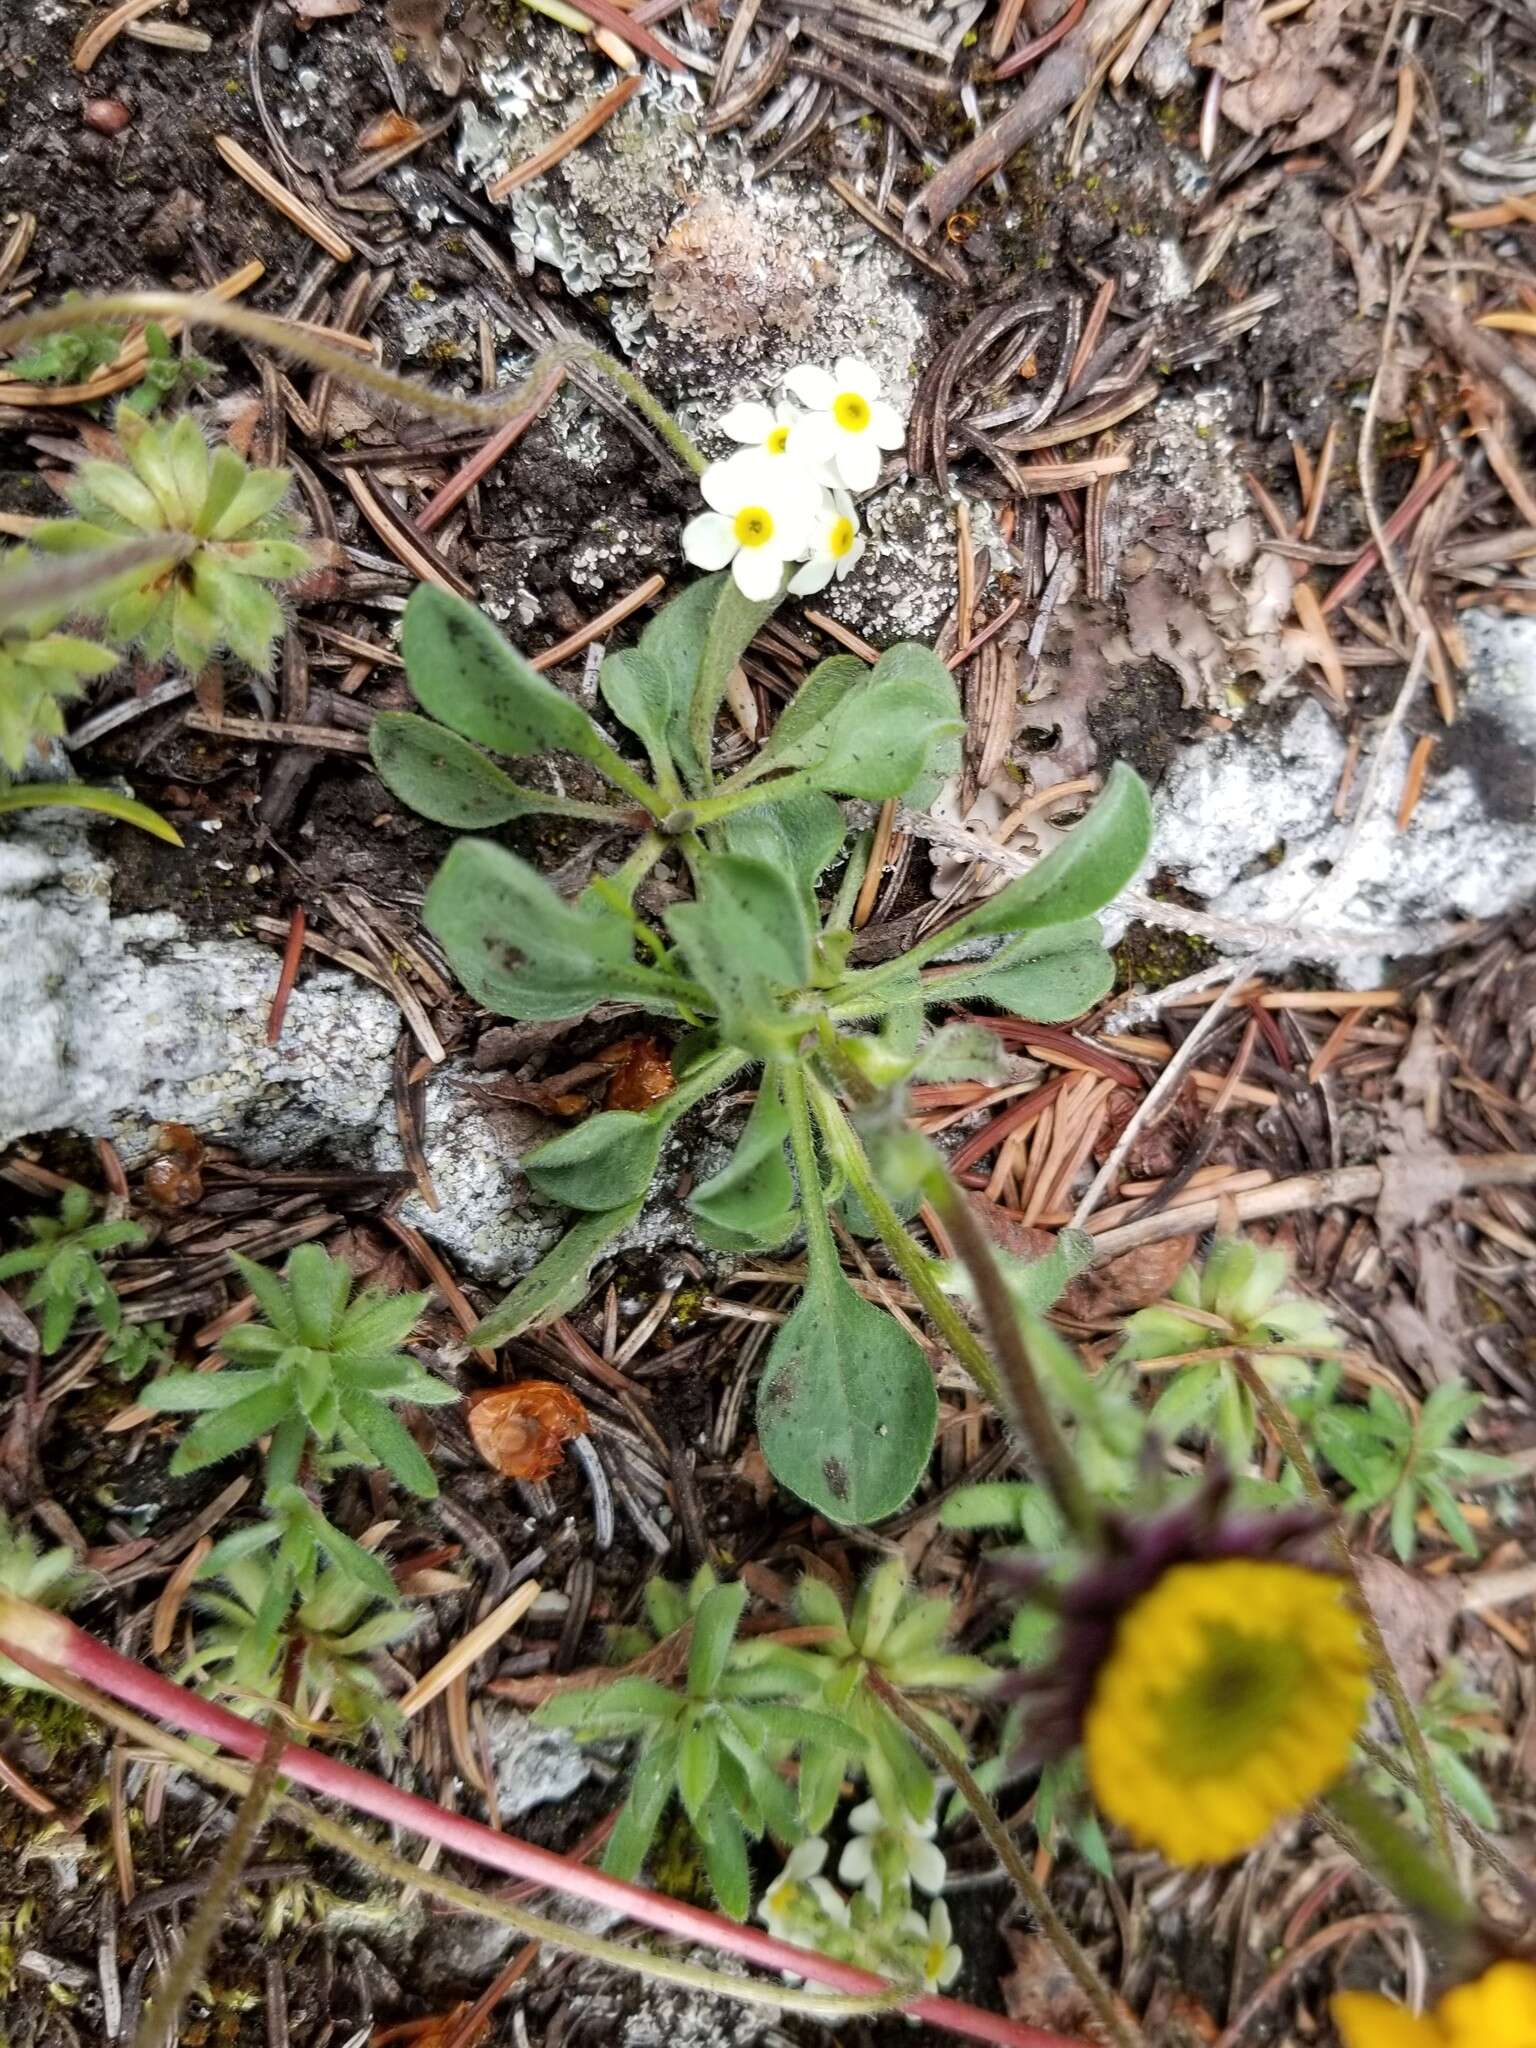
{"left": 1292, "top": 581, "right": 1348, "bottom": 701}
{"left": 397, "top": 1582, "right": 543, "bottom": 1720}
{"left": 266, "top": 905, "right": 307, "bottom": 1046}
{"left": 1361, "top": 65, "right": 1415, "bottom": 197}
{"left": 486, "top": 74, "right": 642, "bottom": 199}
{"left": 214, "top": 134, "right": 353, "bottom": 263}
{"left": 531, "top": 572, "right": 666, "bottom": 672}
{"left": 74, "top": 0, "right": 168, "bottom": 71}
{"left": 1396, "top": 733, "right": 1435, "bottom": 829}
{"left": 1476, "top": 309, "right": 1536, "bottom": 336}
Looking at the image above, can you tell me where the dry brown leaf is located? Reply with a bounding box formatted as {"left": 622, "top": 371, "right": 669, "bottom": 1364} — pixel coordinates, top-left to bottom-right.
{"left": 1356, "top": 1553, "right": 1461, "bottom": 1699}
{"left": 1064, "top": 1234, "right": 1198, "bottom": 1318}
{"left": 358, "top": 109, "right": 422, "bottom": 151}
{"left": 1001, "top": 1931, "right": 1123, "bottom": 2041}
{"left": 599, "top": 1034, "right": 675, "bottom": 1112}
{"left": 467, "top": 1381, "right": 589, "bottom": 1482}
{"left": 1207, "top": 0, "right": 1353, "bottom": 145}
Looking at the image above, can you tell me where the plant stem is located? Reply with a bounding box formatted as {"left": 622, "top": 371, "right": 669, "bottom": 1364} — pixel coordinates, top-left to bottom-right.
{"left": 574, "top": 344, "right": 708, "bottom": 477}
{"left": 924, "top": 1171, "right": 1101, "bottom": 1546}
{"left": 780, "top": 1062, "right": 841, "bottom": 1277}
{"left": 1233, "top": 1355, "right": 1455, "bottom": 1872}
{"left": 0, "top": 1598, "right": 1082, "bottom": 2048}
{"left": 134, "top": 1705, "right": 287, "bottom": 2048}
{"left": 808, "top": 1078, "right": 1003, "bottom": 1407}
{"left": 870, "top": 1676, "right": 1143, "bottom": 2048}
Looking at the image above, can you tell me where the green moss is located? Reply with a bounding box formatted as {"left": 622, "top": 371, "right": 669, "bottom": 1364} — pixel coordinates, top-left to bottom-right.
{"left": 1112, "top": 921, "right": 1218, "bottom": 992}
{"left": 0, "top": 1682, "right": 96, "bottom": 1762}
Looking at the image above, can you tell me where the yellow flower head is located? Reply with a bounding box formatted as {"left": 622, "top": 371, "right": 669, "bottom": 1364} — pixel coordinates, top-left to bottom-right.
{"left": 1335, "top": 1961, "right": 1536, "bottom": 2048}
{"left": 1082, "top": 1558, "right": 1370, "bottom": 1865}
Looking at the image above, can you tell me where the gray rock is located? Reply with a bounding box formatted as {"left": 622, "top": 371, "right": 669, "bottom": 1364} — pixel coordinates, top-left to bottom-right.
{"left": 1150, "top": 620, "right": 1536, "bottom": 981}
{"left": 480, "top": 1700, "right": 593, "bottom": 1822}
{"left": 0, "top": 815, "right": 397, "bottom": 1158}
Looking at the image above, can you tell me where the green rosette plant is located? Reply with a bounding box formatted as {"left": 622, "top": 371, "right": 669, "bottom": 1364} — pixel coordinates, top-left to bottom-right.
{"left": 376, "top": 576, "right": 1152, "bottom": 1526}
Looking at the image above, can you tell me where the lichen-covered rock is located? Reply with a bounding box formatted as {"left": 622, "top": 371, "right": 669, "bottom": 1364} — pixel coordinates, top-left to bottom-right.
{"left": 0, "top": 815, "right": 397, "bottom": 1158}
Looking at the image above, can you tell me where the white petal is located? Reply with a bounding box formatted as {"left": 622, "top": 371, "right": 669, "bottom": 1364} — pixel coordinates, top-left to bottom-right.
{"left": 786, "top": 415, "right": 837, "bottom": 467}
{"left": 788, "top": 555, "right": 836, "bottom": 595}
{"left": 809, "top": 1878, "right": 850, "bottom": 1926}
{"left": 761, "top": 469, "right": 824, "bottom": 528}
{"left": 930, "top": 1900, "right": 954, "bottom": 1942}
{"left": 732, "top": 545, "right": 787, "bottom": 602}
{"left": 699, "top": 460, "right": 746, "bottom": 515}
{"left": 909, "top": 1839, "right": 948, "bottom": 1893}
{"left": 837, "top": 1838, "right": 875, "bottom": 1884}
{"left": 869, "top": 399, "right": 906, "bottom": 450}
{"left": 786, "top": 1838, "right": 828, "bottom": 1880}
{"left": 831, "top": 488, "right": 857, "bottom": 522}
{"left": 834, "top": 534, "right": 868, "bottom": 581}
{"left": 682, "top": 510, "right": 737, "bottom": 571}
{"left": 835, "top": 356, "right": 882, "bottom": 399}
{"left": 772, "top": 400, "right": 805, "bottom": 428}
{"left": 717, "top": 399, "right": 777, "bottom": 444}
{"left": 833, "top": 435, "right": 882, "bottom": 491}
{"left": 784, "top": 363, "right": 838, "bottom": 409}
{"left": 848, "top": 1798, "right": 882, "bottom": 1835}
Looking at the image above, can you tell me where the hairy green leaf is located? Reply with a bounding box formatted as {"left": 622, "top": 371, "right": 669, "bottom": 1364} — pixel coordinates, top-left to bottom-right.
{"left": 472, "top": 1198, "right": 644, "bottom": 1347}
{"left": 941, "top": 762, "right": 1152, "bottom": 942}
{"left": 370, "top": 712, "right": 621, "bottom": 829}
{"left": 401, "top": 584, "right": 609, "bottom": 765}
{"left": 523, "top": 1109, "right": 666, "bottom": 1213}
{"left": 688, "top": 1078, "right": 798, "bottom": 1253}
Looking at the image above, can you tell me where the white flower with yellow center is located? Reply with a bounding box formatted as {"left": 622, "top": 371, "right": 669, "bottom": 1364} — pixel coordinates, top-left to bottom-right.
{"left": 900, "top": 1900, "right": 963, "bottom": 1992}
{"left": 682, "top": 456, "right": 821, "bottom": 601}
{"left": 784, "top": 357, "right": 905, "bottom": 491}
{"left": 756, "top": 1838, "right": 848, "bottom": 1944}
{"left": 789, "top": 489, "right": 866, "bottom": 596}
{"left": 714, "top": 398, "right": 832, "bottom": 479}
{"left": 837, "top": 1797, "right": 947, "bottom": 1900}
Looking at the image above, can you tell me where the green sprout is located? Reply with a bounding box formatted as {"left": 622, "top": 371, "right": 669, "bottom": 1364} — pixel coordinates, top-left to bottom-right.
{"left": 5, "top": 304, "right": 121, "bottom": 387}
{"left": 1362, "top": 1659, "right": 1507, "bottom": 1835}
{"left": 1117, "top": 1237, "right": 1340, "bottom": 1468}
{"left": 377, "top": 576, "right": 1152, "bottom": 1523}
{"left": 1315, "top": 1378, "right": 1515, "bottom": 1561}
{"left": 138, "top": 1243, "right": 455, "bottom": 1498}
{"left": 102, "top": 1319, "right": 175, "bottom": 1383}
{"left": 730, "top": 1559, "right": 988, "bottom": 1831}
{"left": 0, "top": 548, "right": 119, "bottom": 773}
{"left": 32, "top": 406, "right": 314, "bottom": 672}
{"left": 0, "top": 1186, "right": 146, "bottom": 1353}
{"left": 184, "top": 1542, "right": 414, "bottom": 1736}
{"left": 0, "top": 1512, "right": 91, "bottom": 1691}
{"left": 535, "top": 1566, "right": 864, "bottom": 1920}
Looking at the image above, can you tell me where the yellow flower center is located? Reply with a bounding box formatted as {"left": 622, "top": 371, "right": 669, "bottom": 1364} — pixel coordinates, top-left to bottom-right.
{"left": 1082, "top": 1559, "right": 1369, "bottom": 1865}
{"left": 828, "top": 516, "right": 856, "bottom": 559}
{"left": 924, "top": 1939, "right": 947, "bottom": 1982}
{"left": 833, "top": 391, "right": 871, "bottom": 432}
{"left": 733, "top": 506, "right": 775, "bottom": 548}
{"left": 765, "top": 424, "right": 791, "bottom": 454}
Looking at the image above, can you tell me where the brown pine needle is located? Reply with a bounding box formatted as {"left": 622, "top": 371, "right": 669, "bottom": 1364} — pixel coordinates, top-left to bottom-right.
{"left": 397, "top": 1582, "right": 542, "bottom": 1720}
{"left": 531, "top": 573, "right": 666, "bottom": 673}
{"left": 1361, "top": 65, "right": 1416, "bottom": 197}
{"left": 213, "top": 135, "right": 354, "bottom": 263}
{"left": 485, "top": 74, "right": 642, "bottom": 199}
{"left": 73, "top": 0, "right": 168, "bottom": 71}
{"left": 1396, "top": 733, "right": 1435, "bottom": 829}
{"left": 1292, "top": 582, "right": 1348, "bottom": 701}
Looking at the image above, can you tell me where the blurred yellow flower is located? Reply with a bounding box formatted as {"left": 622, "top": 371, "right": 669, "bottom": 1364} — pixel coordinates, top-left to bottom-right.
{"left": 1083, "top": 1558, "right": 1369, "bottom": 1864}
{"left": 1335, "top": 1961, "right": 1536, "bottom": 2048}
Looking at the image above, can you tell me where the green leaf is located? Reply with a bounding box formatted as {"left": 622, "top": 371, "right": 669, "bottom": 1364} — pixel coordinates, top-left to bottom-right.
{"left": 941, "top": 763, "right": 1152, "bottom": 942}
{"left": 602, "top": 1736, "right": 678, "bottom": 1880}
{"left": 472, "top": 1199, "right": 644, "bottom": 1347}
{"left": 687, "top": 1581, "right": 748, "bottom": 1700}
{"left": 1433, "top": 1747, "right": 1500, "bottom": 1831}
{"left": 537, "top": 1677, "right": 680, "bottom": 1732}
{"left": 695, "top": 1791, "right": 751, "bottom": 1921}
{"left": 797, "top": 1740, "right": 845, "bottom": 1835}
{"left": 671, "top": 852, "right": 811, "bottom": 993}
{"left": 757, "top": 1262, "right": 937, "bottom": 1525}
{"left": 336, "top": 1288, "right": 431, "bottom": 1357}
{"left": 631, "top": 577, "right": 723, "bottom": 787}
{"left": 924, "top": 921, "right": 1117, "bottom": 1022}
{"left": 370, "top": 713, "right": 621, "bottom": 829}
{"left": 230, "top": 1253, "right": 300, "bottom": 1341}
{"left": 425, "top": 839, "right": 671, "bottom": 1021}
{"left": 689, "top": 575, "right": 779, "bottom": 782}
{"left": 1422, "top": 1476, "right": 1478, "bottom": 1556}
{"left": 286, "top": 1244, "right": 351, "bottom": 1348}
{"left": 689, "top": 1078, "right": 798, "bottom": 1253}
{"left": 1390, "top": 1483, "right": 1420, "bottom": 1562}
{"left": 311, "top": 1514, "right": 401, "bottom": 1604}
{"left": 1150, "top": 1361, "right": 1223, "bottom": 1441}
{"left": 523, "top": 1110, "right": 666, "bottom": 1213}
{"left": 138, "top": 1368, "right": 279, "bottom": 1413}
{"left": 0, "top": 781, "right": 183, "bottom": 844}
{"left": 598, "top": 646, "right": 678, "bottom": 785}
{"left": 336, "top": 1388, "right": 439, "bottom": 1498}
{"left": 744, "top": 656, "right": 866, "bottom": 781}
{"left": 720, "top": 790, "right": 846, "bottom": 917}
{"left": 171, "top": 1381, "right": 294, "bottom": 1473}
{"left": 401, "top": 584, "right": 610, "bottom": 766}
{"left": 804, "top": 644, "right": 963, "bottom": 800}
{"left": 677, "top": 1720, "right": 721, "bottom": 1825}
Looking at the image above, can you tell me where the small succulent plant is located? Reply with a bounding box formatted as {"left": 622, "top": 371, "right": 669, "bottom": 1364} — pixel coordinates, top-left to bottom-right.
{"left": 33, "top": 407, "right": 313, "bottom": 673}
{"left": 139, "top": 1244, "right": 455, "bottom": 1497}
{"left": 0, "top": 1186, "right": 146, "bottom": 1354}
{"left": 0, "top": 549, "right": 119, "bottom": 773}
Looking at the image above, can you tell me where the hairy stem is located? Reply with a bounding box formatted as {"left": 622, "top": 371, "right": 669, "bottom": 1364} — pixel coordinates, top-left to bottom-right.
{"left": 809, "top": 1079, "right": 1003, "bottom": 1406}
{"left": 870, "top": 1676, "right": 1143, "bottom": 2048}
{"left": 1233, "top": 1355, "right": 1455, "bottom": 1872}
{"left": 924, "top": 1171, "right": 1100, "bottom": 1546}
{"left": 780, "top": 1061, "right": 841, "bottom": 1276}
{"left": 579, "top": 344, "right": 707, "bottom": 476}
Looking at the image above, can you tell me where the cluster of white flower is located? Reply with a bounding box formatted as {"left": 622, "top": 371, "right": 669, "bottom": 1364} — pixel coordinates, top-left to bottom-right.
{"left": 755, "top": 1805, "right": 962, "bottom": 1995}
{"left": 682, "top": 358, "right": 905, "bottom": 601}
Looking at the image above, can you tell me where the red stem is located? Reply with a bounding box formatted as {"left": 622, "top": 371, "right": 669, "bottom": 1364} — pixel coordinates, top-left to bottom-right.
{"left": 2, "top": 1606, "right": 1089, "bottom": 2048}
